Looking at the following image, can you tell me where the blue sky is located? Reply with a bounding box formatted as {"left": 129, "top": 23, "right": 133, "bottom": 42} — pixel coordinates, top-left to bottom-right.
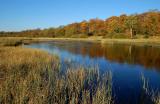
{"left": 0, "top": 0, "right": 160, "bottom": 31}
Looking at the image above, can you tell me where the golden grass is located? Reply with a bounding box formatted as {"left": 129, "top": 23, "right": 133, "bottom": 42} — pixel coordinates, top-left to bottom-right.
{"left": 0, "top": 37, "right": 159, "bottom": 103}
{"left": 154, "top": 95, "right": 160, "bottom": 104}
{"left": 0, "top": 38, "right": 23, "bottom": 46}
{"left": 0, "top": 47, "right": 58, "bottom": 71}
{"left": 1, "top": 36, "right": 160, "bottom": 46}
{"left": 0, "top": 47, "right": 113, "bottom": 104}
{"left": 0, "top": 47, "right": 59, "bottom": 104}
{"left": 141, "top": 75, "right": 160, "bottom": 104}
{"left": 0, "top": 37, "right": 40, "bottom": 46}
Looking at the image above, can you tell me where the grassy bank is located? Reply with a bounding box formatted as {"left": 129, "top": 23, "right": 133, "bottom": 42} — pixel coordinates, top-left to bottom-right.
{"left": 0, "top": 47, "right": 59, "bottom": 104}
{"left": 1, "top": 36, "right": 160, "bottom": 46}
{"left": 0, "top": 37, "right": 51, "bottom": 46}
{"left": 101, "top": 39, "right": 160, "bottom": 46}
{"left": 0, "top": 47, "right": 113, "bottom": 104}
{"left": 0, "top": 38, "right": 160, "bottom": 104}
{"left": 0, "top": 47, "right": 159, "bottom": 104}
{"left": 0, "top": 38, "right": 23, "bottom": 46}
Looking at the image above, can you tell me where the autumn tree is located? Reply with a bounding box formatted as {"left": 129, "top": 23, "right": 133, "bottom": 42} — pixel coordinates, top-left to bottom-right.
{"left": 1, "top": 11, "right": 160, "bottom": 38}
{"left": 125, "top": 15, "right": 138, "bottom": 38}
{"left": 105, "top": 16, "right": 119, "bottom": 34}
{"left": 119, "top": 14, "right": 127, "bottom": 33}
{"left": 65, "top": 23, "right": 81, "bottom": 37}
{"left": 88, "top": 18, "right": 106, "bottom": 36}
{"left": 80, "top": 21, "right": 89, "bottom": 35}
{"left": 54, "top": 26, "right": 65, "bottom": 37}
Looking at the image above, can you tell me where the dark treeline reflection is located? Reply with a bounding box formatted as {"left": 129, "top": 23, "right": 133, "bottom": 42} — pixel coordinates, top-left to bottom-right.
{"left": 51, "top": 41, "right": 160, "bottom": 70}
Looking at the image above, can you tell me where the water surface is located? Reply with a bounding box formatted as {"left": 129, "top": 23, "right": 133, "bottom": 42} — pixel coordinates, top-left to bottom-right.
{"left": 24, "top": 41, "right": 160, "bottom": 104}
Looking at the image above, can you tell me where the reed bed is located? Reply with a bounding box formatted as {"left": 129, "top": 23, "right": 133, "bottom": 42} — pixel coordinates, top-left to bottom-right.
{"left": 153, "top": 95, "right": 160, "bottom": 104}
{"left": 0, "top": 47, "right": 59, "bottom": 103}
{"left": 0, "top": 47, "right": 113, "bottom": 104}
{"left": 0, "top": 45, "right": 159, "bottom": 104}
{"left": 0, "top": 38, "right": 24, "bottom": 46}
{"left": 140, "top": 75, "right": 160, "bottom": 104}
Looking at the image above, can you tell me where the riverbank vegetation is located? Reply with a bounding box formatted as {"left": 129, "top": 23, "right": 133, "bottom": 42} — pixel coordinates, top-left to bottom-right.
{"left": 0, "top": 10, "right": 160, "bottom": 38}
{"left": 153, "top": 96, "right": 160, "bottom": 104}
{"left": 0, "top": 37, "right": 34, "bottom": 46}
{"left": 0, "top": 37, "right": 50, "bottom": 46}
{"left": 0, "top": 40, "right": 160, "bottom": 104}
{"left": 0, "top": 47, "right": 113, "bottom": 104}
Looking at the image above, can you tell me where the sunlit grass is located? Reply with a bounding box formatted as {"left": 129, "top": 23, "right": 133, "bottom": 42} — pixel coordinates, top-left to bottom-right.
{"left": 140, "top": 75, "right": 160, "bottom": 104}
{"left": 0, "top": 38, "right": 23, "bottom": 46}
{"left": 0, "top": 47, "right": 113, "bottom": 104}
{"left": 0, "top": 46, "right": 159, "bottom": 104}
{"left": 0, "top": 38, "right": 159, "bottom": 104}
{"left": 153, "top": 95, "right": 160, "bottom": 104}
{"left": 0, "top": 37, "right": 40, "bottom": 46}
{"left": 0, "top": 47, "right": 59, "bottom": 103}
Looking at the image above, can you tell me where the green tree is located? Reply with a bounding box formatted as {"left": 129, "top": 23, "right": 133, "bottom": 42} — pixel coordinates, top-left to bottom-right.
{"left": 54, "top": 26, "right": 65, "bottom": 37}
{"left": 125, "top": 15, "right": 138, "bottom": 38}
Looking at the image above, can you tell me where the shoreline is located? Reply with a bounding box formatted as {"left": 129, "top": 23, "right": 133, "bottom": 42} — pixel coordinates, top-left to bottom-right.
{"left": 1, "top": 37, "right": 160, "bottom": 47}
{"left": 26, "top": 37, "right": 160, "bottom": 47}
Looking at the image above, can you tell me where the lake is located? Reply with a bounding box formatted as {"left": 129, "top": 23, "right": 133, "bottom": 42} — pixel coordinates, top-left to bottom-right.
{"left": 24, "top": 40, "right": 160, "bottom": 104}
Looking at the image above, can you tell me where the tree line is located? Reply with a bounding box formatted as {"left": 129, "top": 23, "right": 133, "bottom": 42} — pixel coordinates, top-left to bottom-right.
{"left": 0, "top": 10, "right": 160, "bottom": 38}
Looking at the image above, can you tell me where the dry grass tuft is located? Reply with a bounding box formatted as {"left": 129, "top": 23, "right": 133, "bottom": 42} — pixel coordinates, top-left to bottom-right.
{"left": 141, "top": 75, "right": 160, "bottom": 104}
{"left": 0, "top": 47, "right": 113, "bottom": 104}
{"left": 0, "top": 47, "right": 59, "bottom": 104}
{"left": 0, "top": 38, "right": 24, "bottom": 46}
{"left": 154, "top": 95, "right": 160, "bottom": 104}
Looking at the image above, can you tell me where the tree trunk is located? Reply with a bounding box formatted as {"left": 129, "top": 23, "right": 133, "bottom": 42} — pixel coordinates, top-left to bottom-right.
{"left": 130, "top": 28, "right": 133, "bottom": 39}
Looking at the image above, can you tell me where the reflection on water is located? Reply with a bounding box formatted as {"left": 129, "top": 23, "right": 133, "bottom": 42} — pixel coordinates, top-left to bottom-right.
{"left": 24, "top": 41, "right": 160, "bottom": 104}
{"left": 47, "top": 41, "right": 160, "bottom": 70}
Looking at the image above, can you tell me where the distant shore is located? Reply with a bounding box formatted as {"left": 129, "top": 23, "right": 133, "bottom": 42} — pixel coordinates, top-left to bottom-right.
{"left": 1, "top": 37, "right": 160, "bottom": 47}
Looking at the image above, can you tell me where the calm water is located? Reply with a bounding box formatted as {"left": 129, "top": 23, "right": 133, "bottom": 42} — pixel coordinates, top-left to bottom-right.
{"left": 24, "top": 41, "right": 160, "bottom": 104}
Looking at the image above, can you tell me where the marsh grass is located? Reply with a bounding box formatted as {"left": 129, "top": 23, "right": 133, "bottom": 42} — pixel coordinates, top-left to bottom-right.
{"left": 0, "top": 37, "right": 41, "bottom": 46}
{"left": 0, "top": 47, "right": 59, "bottom": 103}
{"left": 0, "top": 47, "right": 113, "bottom": 104}
{"left": 0, "top": 41, "right": 159, "bottom": 104}
{"left": 153, "top": 95, "right": 160, "bottom": 104}
{"left": 0, "top": 38, "right": 24, "bottom": 46}
{"left": 140, "top": 75, "right": 160, "bottom": 104}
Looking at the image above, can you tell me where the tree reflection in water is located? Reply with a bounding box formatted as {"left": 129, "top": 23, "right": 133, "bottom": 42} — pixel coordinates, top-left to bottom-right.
{"left": 50, "top": 41, "right": 160, "bottom": 70}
